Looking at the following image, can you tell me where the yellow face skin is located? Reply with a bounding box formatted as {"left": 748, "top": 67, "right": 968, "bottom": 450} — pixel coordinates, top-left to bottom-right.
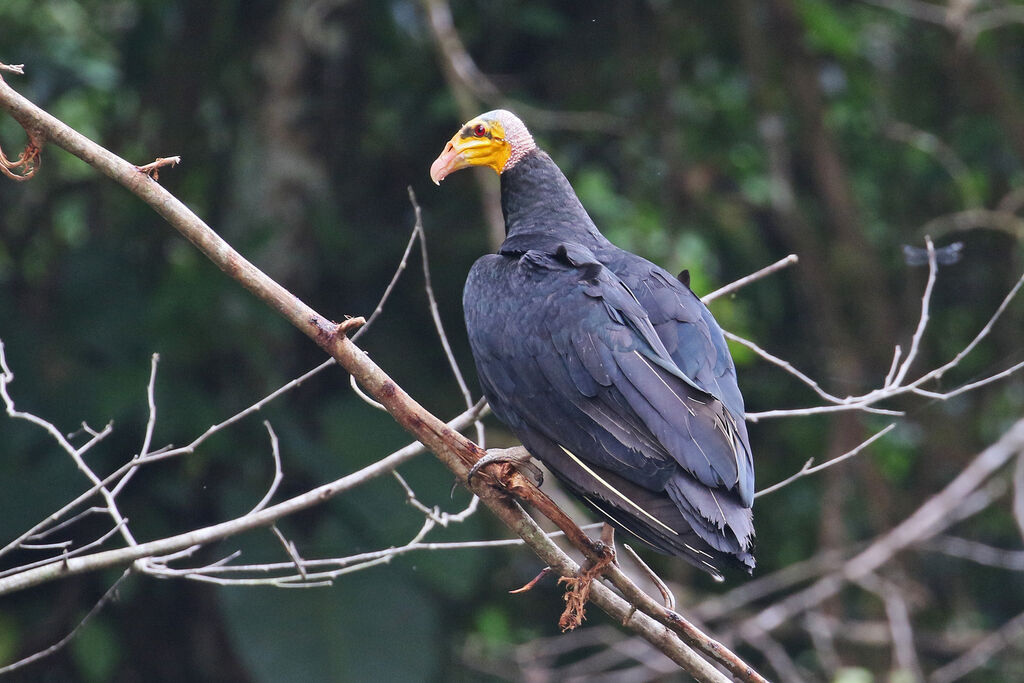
{"left": 429, "top": 116, "right": 512, "bottom": 184}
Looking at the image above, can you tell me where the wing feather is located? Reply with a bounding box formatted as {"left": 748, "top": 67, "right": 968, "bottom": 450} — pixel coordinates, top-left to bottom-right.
{"left": 464, "top": 245, "right": 755, "bottom": 571}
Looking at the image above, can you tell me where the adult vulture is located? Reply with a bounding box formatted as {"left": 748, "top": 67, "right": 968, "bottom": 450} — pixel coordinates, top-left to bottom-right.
{"left": 430, "top": 110, "right": 754, "bottom": 578}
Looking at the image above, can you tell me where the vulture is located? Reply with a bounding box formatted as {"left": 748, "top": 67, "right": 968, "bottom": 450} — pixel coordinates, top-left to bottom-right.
{"left": 430, "top": 110, "right": 754, "bottom": 578}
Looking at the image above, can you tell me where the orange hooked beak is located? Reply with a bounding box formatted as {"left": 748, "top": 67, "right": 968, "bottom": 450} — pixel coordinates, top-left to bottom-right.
{"left": 429, "top": 136, "right": 468, "bottom": 185}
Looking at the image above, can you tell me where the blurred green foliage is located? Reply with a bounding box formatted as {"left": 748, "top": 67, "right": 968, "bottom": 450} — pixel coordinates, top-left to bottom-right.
{"left": 1, "top": 0, "right": 1023, "bottom": 680}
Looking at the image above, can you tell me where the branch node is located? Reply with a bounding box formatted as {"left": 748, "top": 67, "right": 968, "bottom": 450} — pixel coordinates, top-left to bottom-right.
{"left": 135, "top": 155, "right": 181, "bottom": 181}
{"left": 336, "top": 316, "right": 366, "bottom": 337}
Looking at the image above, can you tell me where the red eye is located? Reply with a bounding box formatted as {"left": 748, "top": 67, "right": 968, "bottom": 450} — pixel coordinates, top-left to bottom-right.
{"left": 473, "top": 124, "right": 487, "bottom": 137}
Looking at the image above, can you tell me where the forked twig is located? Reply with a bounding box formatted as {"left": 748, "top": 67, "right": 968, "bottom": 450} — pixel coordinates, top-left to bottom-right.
{"left": 755, "top": 424, "right": 897, "bottom": 498}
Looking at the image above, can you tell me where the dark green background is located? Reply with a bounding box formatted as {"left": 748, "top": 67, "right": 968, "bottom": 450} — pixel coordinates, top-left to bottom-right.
{"left": 1, "top": 1, "right": 1022, "bottom": 680}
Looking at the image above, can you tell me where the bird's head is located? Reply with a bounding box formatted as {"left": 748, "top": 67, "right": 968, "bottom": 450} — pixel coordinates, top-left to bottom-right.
{"left": 430, "top": 109, "right": 535, "bottom": 185}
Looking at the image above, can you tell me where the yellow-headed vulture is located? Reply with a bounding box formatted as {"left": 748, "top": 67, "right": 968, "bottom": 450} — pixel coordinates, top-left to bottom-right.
{"left": 431, "top": 110, "right": 754, "bottom": 578}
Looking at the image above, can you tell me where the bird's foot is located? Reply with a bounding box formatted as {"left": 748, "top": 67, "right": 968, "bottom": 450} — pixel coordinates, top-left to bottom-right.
{"left": 466, "top": 446, "right": 544, "bottom": 488}
{"left": 557, "top": 547, "right": 616, "bottom": 632}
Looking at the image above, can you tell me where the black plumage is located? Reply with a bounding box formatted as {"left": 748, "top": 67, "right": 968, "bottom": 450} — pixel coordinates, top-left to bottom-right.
{"left": 441, "top": 112, "right": 755, "bottom": 578}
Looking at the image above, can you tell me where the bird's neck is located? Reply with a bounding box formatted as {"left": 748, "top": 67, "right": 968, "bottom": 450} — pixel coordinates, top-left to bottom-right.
{"left": 499, "top": 150, "right": 609, "bottom": 250}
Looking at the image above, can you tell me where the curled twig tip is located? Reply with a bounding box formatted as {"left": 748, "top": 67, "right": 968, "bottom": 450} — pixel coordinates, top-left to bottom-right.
{"left": 0, "top": 140, "right": 41, "bottom": 181}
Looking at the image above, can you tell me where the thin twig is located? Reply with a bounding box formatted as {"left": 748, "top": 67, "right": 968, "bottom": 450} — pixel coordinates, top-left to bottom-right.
{"left": 911, "top": 359, "right": 1024, "bottom": 400}
{"left": 27, "top": 507, "right": 108, "bottom": 541}
{"left": 723, "top": 332, "right": 902, "bottom": 419}
{"left": 0, "top": 357, "right": 338, "bottom": 560}
{"left": 0, "top": 568, "right": 132, "bottom": 675}
{"left": 891, "top": 236, "right": 937, "bottom": 387}
{"left": 904, "top": 272, "right": 1024, "bottom": 392}
{"left": 151, "top": 525, "right": 604, "bottom": 579}
{"left": 248, "top": 421, "right": 284, "bottom": 514}
{"left": 0, "top": 519, "right": 130, "bottom": 581}
{"left": 140, "top": 352, "right": 159, "bottom": 457}
{"left": 884, "top": 344, "right": 903, "bottom": 387}
{"left": 735, "top": 261, "right": 1024, "bottom": 421}
{"left": 408, "top": 186, "right": 486, "bottom": 448}
{"left": 19, "top": 541, "right": 73, "bottom": 551}
{"left": 394, "top": 469, "right": 454, "bottom": 527}
{"left": 622, "top": 543, "right": 675, "bottom": 611}
{"left": 755, "top": 424, "right": 896, "bottom": 498}
{"left": 151, "top": 525, "right": 608, "bottom": 588}
{"left": 0, "top": 340, "right": 136, "bottom": 547}
{"left": 351, "top": 216, "right": 422, "bottom": 342}
{"left": 145, "top": 357, "right": 338, "bottom": 464}
{"left": 350, "top": 372, "right": 387, "bottom": 410}
{"left": 271, "top": 525, "right": 307, "bottom": 580}
{"left": 703, "top": 254, "right": 799, "bottom": 303}
{"left": 111, "top": 353, "right": 160, "bottom": 497}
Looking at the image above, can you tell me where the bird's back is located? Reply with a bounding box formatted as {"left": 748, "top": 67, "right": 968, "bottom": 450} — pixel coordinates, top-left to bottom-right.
{"left": 464, "top": 240, "right": 755, "bottom": 577}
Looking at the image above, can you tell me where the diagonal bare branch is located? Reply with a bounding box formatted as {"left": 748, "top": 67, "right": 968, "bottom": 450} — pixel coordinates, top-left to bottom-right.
{"left": 741, "top": 417, "right": 1024, "bottom": 637}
